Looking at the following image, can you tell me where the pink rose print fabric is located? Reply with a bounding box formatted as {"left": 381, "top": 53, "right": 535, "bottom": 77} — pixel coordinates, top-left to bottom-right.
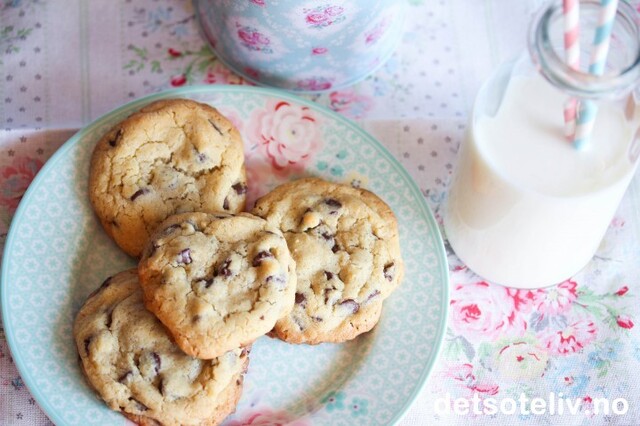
{"left": 0, "top": 156, "right": 43, "bottom": 213}
{"left": 437, "top": 270, "right": 636, "bottom": 414}
{"left": 449, "top": 281, "right": 528, "bottom": 343}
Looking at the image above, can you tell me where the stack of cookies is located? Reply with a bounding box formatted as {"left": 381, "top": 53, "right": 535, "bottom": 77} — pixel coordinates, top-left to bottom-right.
{"left": 74, "top": 99, "right": 404, "bottom": 425}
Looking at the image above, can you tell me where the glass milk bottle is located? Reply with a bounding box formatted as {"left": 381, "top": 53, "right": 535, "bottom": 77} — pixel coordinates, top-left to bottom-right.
{"left": 444, "top": 0, "right": 640, "bottom": 288}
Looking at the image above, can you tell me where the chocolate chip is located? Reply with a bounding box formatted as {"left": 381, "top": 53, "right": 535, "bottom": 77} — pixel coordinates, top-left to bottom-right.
{"left": 130, "top": 187, "right": 150, "bottom": 201}
{"left": 293, "top": 316, "right": 305, "bottom": 331}
{"left": 325, "top": 198, "right": 342, "bottom": 209}
{"left": 105, "top": 309, "right": 113, "bottom": 329}
{"left": 232, "top": 182, "right": 247, "bottom": 195}
{"left": 266, "top": 274, "right": 286, "bottom": 286}
{"left": 223, "top": 196, "right": 230, "bottom": 210}
{"left": 323, "top": 288, "right": 332, "bottom": 305}
{"left": 88, "top": 276, "right": 113, "bottom": 298}
{"left": 259, "top": 315, "right": 264, "bottom": 320}
{"left": 236, "top": 378, "right": 242, "bottom": 385}
{"left": 109, "top": 219, "right": 119, "bottom": 228}
{"left": 252, "top": 251, "right": 273, "bottom": 267}
{"left": 196, "top": 152, "right": 207, "bottom": 162}
{"left": 311, "top": 316, "right": 323, "bottom": 322}
{"left": 324, "top": 271, "right": 334, "bottom": 280}
{"left": 129, "top": 397, "right": 148, "bottom": 412}
{"left": 338, "top": 299, "right": 360, "bottom": 314}
{"left": 332, "top": 243, "right": 340, "bottom": 253}
{"left": 118, "top": 370, "right": 133, "bottom": 383}
{"left": 295, "top": 292, "right": 306, "bottom": 305}
{"left": 151, "top": 352, "right": 161, "bottom": 374}
{"left": 365, "top": 290, "right": 381, "bottom": 303}
{"left": 208, "top": 118, "right": 223, "bottom": 135}
{"left": 83, "top": 337, "right": 92, "bottom": 355}
{"left": 162, "top": 223, "right": 180, "bottom": 236}
{"left": 185, "top": 219, "right": 199, "bottom": 232}
{"left": 383, "top": 262, "right": 395, "bottom": 282}
{"left": 216, "top": 259, "right": 232, "bottom": 277}
{"left": 321, "top": 232, "right": 333, "bottom": 241}
{"left": 192, "top": 314, "right": 201, "bottom": 322}
{"left": 178, "top": 248, "right": 192, "bottom": 264}
{"left": 108, "top": 128, "right": 122, "bottom": 147}
{"left": 101, "top": 276, "right": 112, "bottom": 288}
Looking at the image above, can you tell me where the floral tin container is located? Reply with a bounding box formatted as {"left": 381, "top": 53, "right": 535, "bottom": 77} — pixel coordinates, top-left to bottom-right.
{"left": 194, "top": 0, "right": 406, "bottom": 93}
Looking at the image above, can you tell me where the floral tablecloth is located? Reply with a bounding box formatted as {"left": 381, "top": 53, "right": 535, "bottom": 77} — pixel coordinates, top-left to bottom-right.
{"left": 2, "top": 1, "right": 640, "bottom": 425}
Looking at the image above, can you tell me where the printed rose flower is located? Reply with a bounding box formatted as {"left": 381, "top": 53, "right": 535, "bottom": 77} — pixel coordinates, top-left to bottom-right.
{"left": 329, "top": 90, "right": 373, "bottom": 119}
{"left": 365, "top": 18, "right": 391, "bottom": 45}
{"left": 546, "top": 357, "right": 590, "bottom": 398}
{"left": 616, "top": 314, "right": 634, "bottom": 329}
{"left": 248, "top": 100, "right": 322, "bottom": 175}
{"left": 304, "top": 5, "right": 345, "bottom": 28}
{"left": 324, "top": 6, "right": 344, "bottom": 16}
{"left": 250, "top": 0, "right": 265, "bottom": 5}
{"left": 495, "top": 340, "right": 548, "bottom": 380}
{"left": 440, "top": 363, "right": 499, "bottom": 398}
{"left": 170, "top": 74, "right": 187, "bottom": 86}
{"left": 587, "top": 339, "right": 621, "bottom": 369}
{"left": 306, "top": 12, "right": 328, "bottom": 25}
{"left": 0, "top": 156, "right": 43, "bottom": 212}
{"left": 204, "top": 63, "right": 247, "bottom": 86}
{"left": 538, "top": 318, "right": 597, "bottom": 355}
{"left": 204, "top": 71, "right": 216, "bottom": 84}
{"left": 312, "top": 47, "right": 328, "bottom": 55}
{"left": 615, "top": 285, "right": 629, "bottom": 296}
{"left": 529, "top": 279, "right": 578, "bottom": 316}
{"left": 167, "top": 48, "right": 182, "bottom": 57}
{"left": 238, "top": 28, "right": 270, "bottom": 47}
{"left": 244, "top": 67, "right": 260, "bottom": 81}
{"left": 449, "top": 281, "right": 528, "bottom": 343}
{"left": 226, "top": 408, "right": 309, "bottom": 426}
{"left": 297, "top": 78, "right": 332, "bottom": 91}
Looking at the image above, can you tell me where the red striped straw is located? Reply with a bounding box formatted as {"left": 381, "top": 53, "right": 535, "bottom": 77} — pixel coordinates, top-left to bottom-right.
{"left": 563, "top": 0, "right": 580, "bottom": 140}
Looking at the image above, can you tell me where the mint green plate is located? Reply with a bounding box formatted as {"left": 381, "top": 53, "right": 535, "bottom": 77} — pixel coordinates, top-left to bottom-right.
{"left": 1, "top": 86, "right": 448, "bottom": 426}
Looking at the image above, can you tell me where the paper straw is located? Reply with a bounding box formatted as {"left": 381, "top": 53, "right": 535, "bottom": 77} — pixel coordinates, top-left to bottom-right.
{"left": 573, "top": 0, "right": 619, "bottom": 149}
{"left": 563, "top": 0, "right": 580, "bottom": 139}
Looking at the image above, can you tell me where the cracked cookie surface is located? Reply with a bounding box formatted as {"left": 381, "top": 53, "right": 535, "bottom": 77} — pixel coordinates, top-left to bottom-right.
{"left": 252, "top": 177, "right": 404, "bottom": 344}
{"left": 89, "top": 98, "right": 246, "bottom": 258}
{"left": 73, "top": 269, "right": 249, "bottom": 426}
{"left": 138, "top": 212, "right": 297, "bottom": 359}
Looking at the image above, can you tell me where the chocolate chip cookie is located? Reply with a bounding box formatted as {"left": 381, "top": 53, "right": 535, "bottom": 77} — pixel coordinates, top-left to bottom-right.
{"left": 138, "top": 212, "right": 297, "bottom": 359}
{"left": 251, "top": 178, "right": 404, "bottom": 344}
{"left": 73, "top": 269, "right": 249, "bottom": 426}
{"left": 89, "top": 98, "right": 247, "bottom": 258}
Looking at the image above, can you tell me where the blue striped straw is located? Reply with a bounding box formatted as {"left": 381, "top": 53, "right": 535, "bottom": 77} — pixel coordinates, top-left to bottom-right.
{"left": 573, "top": 0, "right": 619, "bottom": 150}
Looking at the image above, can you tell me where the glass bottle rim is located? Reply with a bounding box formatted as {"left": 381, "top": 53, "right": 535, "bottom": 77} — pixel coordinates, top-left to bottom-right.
{"left": 529, "top": 0, "right": 640, "bottom": 99}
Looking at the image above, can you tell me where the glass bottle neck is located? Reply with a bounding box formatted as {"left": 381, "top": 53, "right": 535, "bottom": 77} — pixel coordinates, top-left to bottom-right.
{"left": 529, "top": 0, "right": 640, "bottom": 99}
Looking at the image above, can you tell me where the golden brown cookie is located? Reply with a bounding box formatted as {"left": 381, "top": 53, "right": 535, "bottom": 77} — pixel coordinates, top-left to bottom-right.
{"left": 73, "top": 269, "right": 249, "bottom": 426}
{"left": 252, "top": 177, "right": 404, "bottom": 344}
{"left": 89, "top": 98, "right": 247, "bottom": 257}
{"left": 138, "top": 212, "right": 297, "bottom": 359}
